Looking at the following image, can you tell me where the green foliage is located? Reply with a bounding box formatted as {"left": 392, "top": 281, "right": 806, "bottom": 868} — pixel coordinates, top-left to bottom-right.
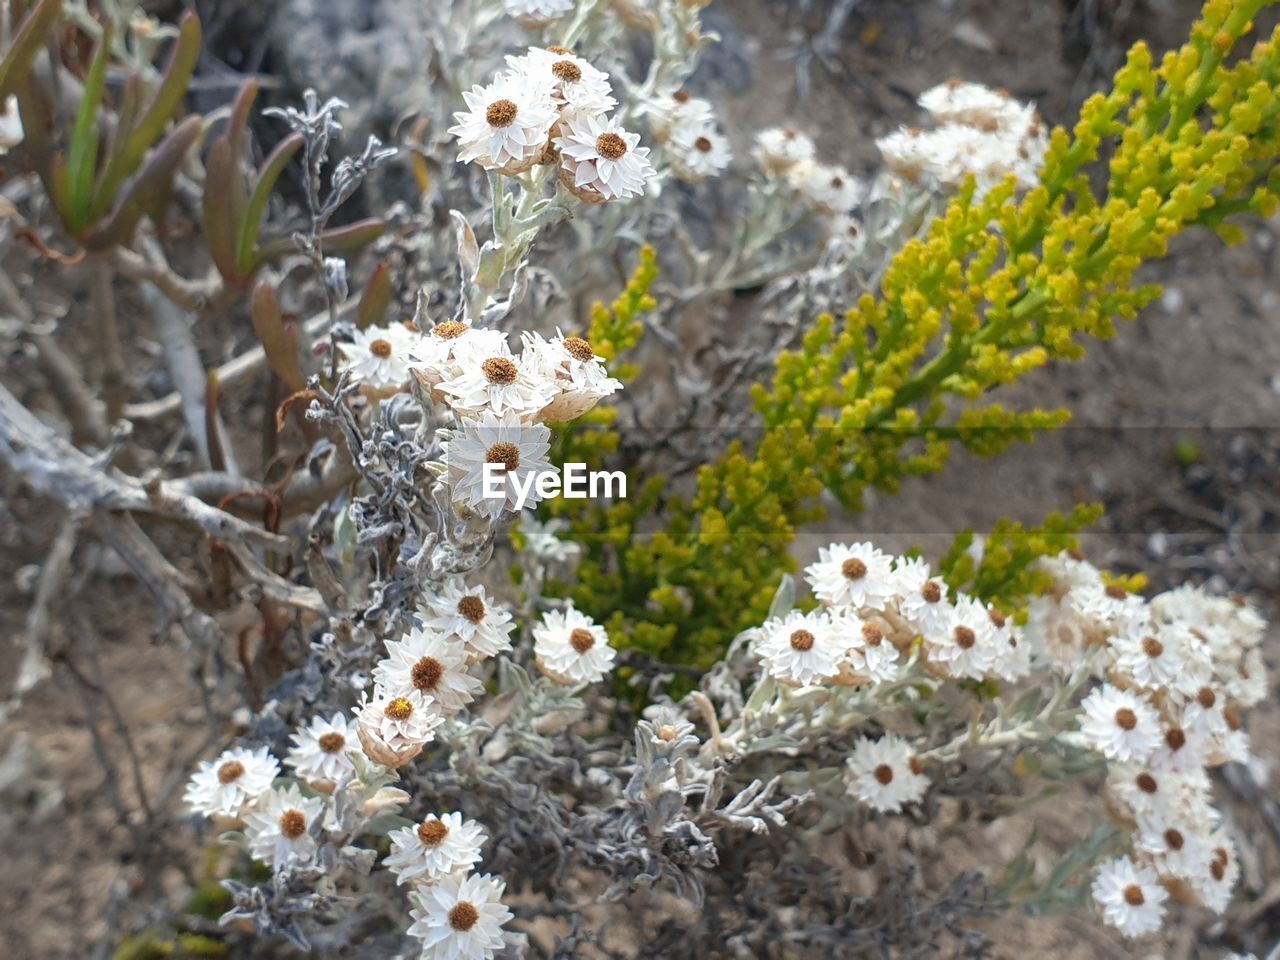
{"left": 0, "top": 0, "right": 63, "bottom": 101}
{"left": 540, "top": 1, "right": 1280, "bottom": 685}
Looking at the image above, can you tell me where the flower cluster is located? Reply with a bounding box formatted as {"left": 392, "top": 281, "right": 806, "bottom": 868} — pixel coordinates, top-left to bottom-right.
{"left": 450, "top": 47, "right": 654, "bottom": 202}
{"left": 646, "top": 90, "right": 733, "bottom": 183}
{"left": 1022, "top": 557, "right": 1266, "bottom": 938}
{"left": 875, "top": 79, "right": 1047, "bottom": 194}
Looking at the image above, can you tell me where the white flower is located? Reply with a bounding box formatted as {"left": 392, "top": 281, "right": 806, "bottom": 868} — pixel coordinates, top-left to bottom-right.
{"left": 1091, "top": 856, "right": 1168, "bottom": 938}
{"left": 372, "top": 626, "right": 484, "bottom": 714}
{"left": 840, "top": 617, "right": 900, "bottom": 684}
{"left": 437, "top": 344, "right": 557, "bottom": 421}
{"left": 804, "top": 542, "right": 896, "bottom": 612}
{"left": 507, "top": 47, "right": 616, "bottom": 117}
{"left": 444, "top": 411, "right": 553, "bottom": 519}
{"left": 520, "top": 330, "right": 623, "bottom": 420}
{"left": 408, "top": 871, "right": 513, "bottom": 960}
{"left": 555, "top": 113, "right": 654, "bottom": 202}
{"left": 419, "top": 580, "right": 517, "bottom": 661}
{"left": 244, "top": 784, "right": 325, "bottom": 869}
{"left": 669, "top": 123, "right": 733, "bottom": 182}
{"left": 285, "top": 713, "right": 357, "bottom": 787}
{"left": 339, "top": 324, "right": 416, "bottom": 389}
{"left": 925, "top": 596, "right": 997, "bottom": 681}
{"left": 893, "top": 558, "right": 952, "bottom": 637}
{"left": 1111, "top": 618, "right": 1208, "bottom": 694}
{"left": 503, "top": 0, "right": 573, "bottom": 27}
{"left": 753, "top": 126, "right": 816, "bottom": 174}
{"left": 1022, "top": 594, "right": 1087, "bottom": 667}
{"left": 645, "top": 91, "right": 714, "bottom": 142}
{"left": 1079, "top": 684, "right": 1162, "bottom": 762}
{"left": 386, "top": 812, "right": 486, "bottom": 885}
{"left": 754, "top": 610, "right": 845, "bottom": 687}
{"left": 532, "top": 605, "right": 616, "bottom": 685}
{"left": 0, "top": 95, "right": 24, "bottom": 154}
{"left": 516, "top": 512, "right": 580, "bottom": 566}
{"left": 918, "top": 80, "right": 1032, "bottom": 135}
{"left": 354, "top": 689, "right": 445, "bottom": 767}
{"left": 184, "top": 745, "right": 279, "bottom": 818}
{"left": 986, "top": 607, "right": 1032, "bottom": 681}
{"left": 1189, "top": 830, "right": 1240, "bottom": 913}
{"left": 846, "top": 735, "right": 929, "bottom": 813}
{"left": 449, "top": 75, "right": 558, "bottom": 174}
{"left": 410, "top": 321, "right": 510, "bottom": 392}
{"left": 787, "top": 159, "right": 861, "bottom": 213}
{"left": 1067, "top": 579, "right": 1146, "bottom": 632}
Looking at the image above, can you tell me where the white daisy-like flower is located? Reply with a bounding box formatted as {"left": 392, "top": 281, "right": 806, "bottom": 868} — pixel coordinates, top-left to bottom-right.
{"left": 407, "top": 871, "right": 513, "bottom": 960}
{"left": 372, "top": 625, "right": 484, "bottom": 714}
{"left": 753, "top": 609, "right": 845, "bottom": 687}
{"left": 1078, "top": 684, "right": 1163, "bottom": 762}
{"left": 385, "top": 812, "right": 486, "bottom": 885}
{"left": 846, "top": 735, "right": 929, "bottom": 813}
{"left": 1146, "top": 721, "right": 1212, "bottom": 774}
{"left": 520, "top": 330, "right": 623, "bottom": 421}
{"left": 645, "top": 90, "right": 714, "bottom": 142}
{"left": 1172, "top": 687, "right": 1251, "bottom": 766}
{"left": 787, "top": 159, "right": 861, "bottom": 213}
{"left": 409, "top": 321, "right": 510, "bottom": 393}
{"left": 437, "top": 344, "right": 557, "bottom": 422}
{"left": 640, "top": 703, "right": 697, "bottom": 748}
{"left": 444, "top": 411, "right": 553, "bottom": 519}
{"left": 1189, "top": 830, "right": 1240, "bottom": 913}
{"left": 1022, "top": 593, "right": 1088, "bottom": 667}
{"left": 554, "top": 112, "right": 654, "bottom": 202}
{"left": 507, "top": 47, "right": 616, "bottom": 117}
{"left": 1225, "top": 646, "right": 1268, "bottom": 708}
{"left": 894, "top": 558, "right": 953, "bottom": 638}
{"left": 805, "top": 542, "right": 897, "bottom": 613}
{"left": 1111, "top": 618, "right": 1208, "bottom": 694}
{"left": 532, "top": 605, "right": 616, "bottom": 685}
{"left": 449, "top": 74, "right": 558, "bottom": 174}
{"left": 354, "top": 689, "right": 445, "bottom": 767}
{"left": 986, "top": 607, "right": 1032, "bottom": 681}
{"left": 285, "top": 713, "right": 357, "bottom": 788}
{"left": 840, "top": 617, "right": 901, "bottom": 684}
{"left": 244, "top": 783, "right": 325, "bottom": 869}
{"left": 918, "top": 80, "right": 1032, "bottom": 135}
{"left": 419, "top": 580, "right": 517, "bottom": 662}
{"left": 184, "top": 745, "right": 279, "bottom": 819}
{"left": 1091, "top": 856, "right": 1169, "bottom": 938}
{"left": 339, "top": 324, "right": 416, "bottom": 390}
{"left": 669, "top": 123, "right": 733, "bottom": 182}
{"left": 925, "top": 596, "right": 998, "bottom": 681}
{"left": 753, "top": 126, "right": 816, "bottom": 174}
{"left": 1068, "top": 579, "right": 1146, "bottom": 631}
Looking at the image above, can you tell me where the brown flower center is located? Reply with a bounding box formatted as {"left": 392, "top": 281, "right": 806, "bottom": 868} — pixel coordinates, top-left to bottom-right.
{"left": 318, "top": 732, "right": 345, "bottom": 754}
{"left": 546, "top": 45, "right": 574, "bottom": 55}
{"left": 873, "top": 764, "right": 894, "bottom": 785}
{"left": 953, "top": 626, "right": 976, "bottom": 649}
{"left": 1105, "top": 583, "right": 1127, "bottom": 600}
{"left": 449, "top": 901, "right": 480, "bottom": 932}
{"left": 411, "top": 657, "right": 444, "bottom": 693}
{"left": 789, "top": 629, "right": 815, "bottom": 652}
{"left": 418, "top": 819, "right": 449, "bottom": 845}
{"left": 385, "top": 697, "right": 414, "bottom": 721}
{"left": 563, "top": 336, "right": 594, "bottom": 361}
{"left": 486, "top": 99, "right": 518, "bottom": 127}
{"left": 369, "top": 338, "right": 393, "bottom": 358}
{"left": 830, "top": 176, "right": 844, "bottom": 188}
{"left": 672, "top": 90, "right": 691, "bottom": 103}
{"left": 569, "top": 627, "right": 596, "bottom": 653}
{"left": 1165, "top": 728, "right": 1186, "bottom": 751}
{"left": 279, "top": 809, "right": 307, "bottom": 839}
{"left": 1141, "top": 636, "right": 1163, "bottom": 657}
{"left": 1136, "top": 772, "right": 1158, "bottom": 794}
{"left": 908, "top": 756, "right": 924, "bottom": 776}
{"left": 1210, "top": 859, "right": 1226, "bottom": 881}
{"left": 1224, "top": 705, "right": 1242, "bottom": 731}
{"left": 595, "top": 132, "right": 628, "bottom": 160}
{"left": 862, "top": 621, "right": 883, "bottom": 646}
{"left": 552, "top": 59, "right": 582, "bottom": 83}
{"left": 1115, "top": 707, "right": 1138, "bottom": 731}
{"left": 1197, "top": 686, "right": 1216, "bottom": 709}
{"left": 922, "top": 581, "right": 942, "bottom": 604}
{"left": 485, "top": 442, "right": 520, "bottom": 474}
{"left": 988, "top": 609, "right": 1006, "bottom": 628}
{"left": 1123, "top": 884, "right": 1145, "bottom": 906}
{"left": 482, "top": 356, "right": 518, "bottom": 384}
{"left": 433, "top": 320, "right": 468, "bottom": 340}
{"left": 457, "top": 595, "right": 486, "bottom": 624}
{"left": 1165, "top": 829, "right": 1184, "bottom": 851}
{"left": 217, "top": 760, "right": 245, "bottom": 784}
{"left": 841, "top": 557, "right": 867, "bottom": 581}
{"left": 694, "top": 136, "right": 712, "bottom": 152}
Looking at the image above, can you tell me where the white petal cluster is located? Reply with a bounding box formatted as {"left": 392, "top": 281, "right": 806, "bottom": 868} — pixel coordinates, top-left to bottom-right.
{"left": 444, "top": 410, "right": 553, "bottom": 520}
{"left": 419, "top": 579, "right": 517, "bottom": 661}
{"left": 1091, "top": 856, "right": 1169, "bottom": 938}
{"left": 555, "top": 112, "right": 655, "bottom": 202}
{"left": 449, "top": 74, "right": 559, "bottom": 175}
{"left": 648, "top": 89, "right": 732, "bottom": 183}
{"left": 786, "top": 159, "right": 862, "bottom": 214}
{"left": 354, "top": 689, "right": 446, "bottom": 768}
{"left": 184, "top": 745, "right": 279, "bottom": 819}
{"left": 520, "top": 329, "right": 624, "bottom": 421}
{"left": 876, "top": 79, "right": 1047, "bottom": 195}
{"left": 339, "top": 323, "right": 418, "bottom": 391}
{"left": 407, "top": 872, "right": 513, "bottom": 960}
{"left": 846, "top": 735, "right": 929, "bottom": 813}
{"left": 372, "top": 625, "right": 485, "bottom": 715}
{"left": 244, "top": 784, "right": 326, "bottom": 869}
{"left": 532, "top": 603, "right": 616, "bottom": 685}
{"left": 753, "top": 126, "right": 816, "bottom": 175}
{"left": 386, "top": 812, "right": 487, "bottom": 886}
{"left": 285, "top": 712, "right": 357, "bottom": 789}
